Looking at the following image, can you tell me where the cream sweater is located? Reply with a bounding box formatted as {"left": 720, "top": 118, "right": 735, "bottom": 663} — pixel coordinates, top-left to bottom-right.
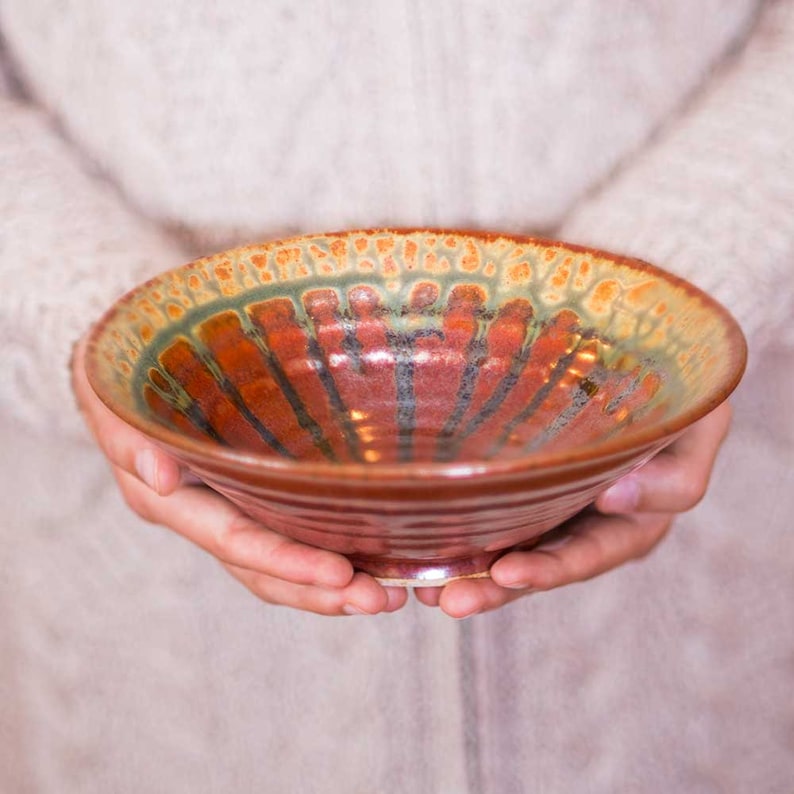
{"left": 1, "top": 2, "right": 793, "bottom": 791}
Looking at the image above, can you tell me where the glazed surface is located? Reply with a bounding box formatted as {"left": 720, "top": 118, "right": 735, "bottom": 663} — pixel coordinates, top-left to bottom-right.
{"left": 94, "top": 231, "right": 739, "bottom": 469}
{"left": 86, "top": 230, "right": 746, "bottom": 580}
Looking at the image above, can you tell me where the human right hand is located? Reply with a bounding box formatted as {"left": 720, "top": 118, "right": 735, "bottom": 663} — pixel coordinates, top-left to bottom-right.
{"left": 72, "top": 334, "right": 408, "bottom": 616}
{"left": 414, "top": 401, "right": 733, "bottom": 618}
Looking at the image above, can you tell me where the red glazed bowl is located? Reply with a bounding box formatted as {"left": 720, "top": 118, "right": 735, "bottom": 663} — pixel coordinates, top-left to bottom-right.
{"left": 85, "top": 229, "right": 746, "bottom": 585}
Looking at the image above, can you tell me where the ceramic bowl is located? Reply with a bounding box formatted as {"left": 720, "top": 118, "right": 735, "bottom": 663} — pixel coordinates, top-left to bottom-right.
{"left": 85, "top": 230, "right": 746, "bottom": 585}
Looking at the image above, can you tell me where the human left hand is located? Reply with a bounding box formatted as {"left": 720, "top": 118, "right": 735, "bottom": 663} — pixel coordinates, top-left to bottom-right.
{"left": 72, "top": 334, "right": 408, "bottom": 616}
{"left": 414, "top": 401, "right": 733, "bottom": 618}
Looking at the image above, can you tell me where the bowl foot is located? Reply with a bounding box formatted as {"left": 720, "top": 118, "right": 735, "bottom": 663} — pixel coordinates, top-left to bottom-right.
{"left": 350, "top": 552, "right": 501, "bottom": 587}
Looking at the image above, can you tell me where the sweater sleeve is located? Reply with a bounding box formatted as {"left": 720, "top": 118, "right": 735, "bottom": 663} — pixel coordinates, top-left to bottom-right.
{"left": 0, "top": 95, "right": 187, "bottom": 439}
{"left": 558, "top": 0, "right": 794, "bottom": 362}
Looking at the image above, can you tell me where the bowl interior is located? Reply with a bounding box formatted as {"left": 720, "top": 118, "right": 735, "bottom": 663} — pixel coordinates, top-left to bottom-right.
{"left": 87, "top": 230, "right": 746, "bottom": 468}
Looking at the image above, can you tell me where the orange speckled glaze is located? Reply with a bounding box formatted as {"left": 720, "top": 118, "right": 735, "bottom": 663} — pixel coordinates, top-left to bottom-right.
{"left": 86, "top": 229, "right": 746, "bottom": 584}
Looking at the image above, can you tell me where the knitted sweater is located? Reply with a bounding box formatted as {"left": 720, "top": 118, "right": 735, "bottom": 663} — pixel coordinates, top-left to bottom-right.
{"left": 1, "top": 2, "right": 792, "bottom": 791}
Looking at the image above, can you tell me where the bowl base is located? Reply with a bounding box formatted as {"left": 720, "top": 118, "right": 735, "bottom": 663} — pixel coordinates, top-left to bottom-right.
{"left": 351, "top": 552, "right": 501, "bottom": 588}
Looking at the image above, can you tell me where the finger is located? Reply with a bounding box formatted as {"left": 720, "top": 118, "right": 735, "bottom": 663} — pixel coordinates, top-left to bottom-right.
{"left": 489, "top": 511, "right": 672, "bottom": 593}
{"left": 115, "top": 466, "right": 356, "bottom": 588}
{"left": 224, "top": 565, "right": 401, "bottom": 616}
{"left": 73, "top": 335, "right": 183, "bottom": 495}
{"left": 436, "top": 578, "right": 526, "bottom": 619}
{"left": 596, "top": 401, "right": 733, "bottom": 514}
{"left": 383, "top": 587, "right": 410, "bottom": 613}
{"left": 413, "top": 586, "right": 443, "bottom": 607}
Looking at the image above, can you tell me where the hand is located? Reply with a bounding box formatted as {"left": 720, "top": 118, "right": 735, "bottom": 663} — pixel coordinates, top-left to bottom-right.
{"left": 415, "top": 401, "right": 733, "bottom": 618}
{"left": 72, "top": 335, "right": 408, "bottom": 616}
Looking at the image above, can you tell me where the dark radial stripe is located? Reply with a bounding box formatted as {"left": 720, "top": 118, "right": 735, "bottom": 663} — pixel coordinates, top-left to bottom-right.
{"left": 605, "top": 371, "right": 643, "bottom": 414}
{"left": 520, "top": 371, "right": 604, "bottom": 454}
{"left": 487, "top": 344, "right": 585, "bottom": 458}
{"left": 435, "top": 331, "right": 489, "bottom": 456}
{"left": 146, "top": 368, "right": 227, "bottom": 444}
{"left": 302, "top": 324, "right": 363, "bottom": 462}
{"left": 339, "top": 306, "right": 364, "bottom": 374}
{"left": 435, "top": 327, "right": 537, "bottom": 461}
{"left": 191, "top": 343, "right": 296, "bottom": 458}
{"left": 386, "top": 329, "right": 418, "bottom": 462}
{"left": 241, "top": 321, "right": 338, "bottom": 461}
{"left": 182, "top": 402, "right": 226, "bottom": 443}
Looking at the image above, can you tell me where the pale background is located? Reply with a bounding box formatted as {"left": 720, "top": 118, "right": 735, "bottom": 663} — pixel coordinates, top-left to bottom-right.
{"left": 1, "top": 2, "right": 793, "bottom": 791}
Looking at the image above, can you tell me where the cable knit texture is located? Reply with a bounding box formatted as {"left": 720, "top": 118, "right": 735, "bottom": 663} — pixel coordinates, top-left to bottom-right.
{"left": 0, "top": 98, "right": 186, "bottom": 438}
{"left": 1, "top": 1, "right": 793, "bottom": 792}
{"left": 561, "top": 0, "right": 794, "bottom": 359}
{"left": 2, "top": 0, "right": 757, "bottom": 242}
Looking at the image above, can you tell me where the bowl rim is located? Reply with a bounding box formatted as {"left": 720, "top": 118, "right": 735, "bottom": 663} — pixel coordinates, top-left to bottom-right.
{"left": 85, "top": 227, "right": 748, "bottom": 482}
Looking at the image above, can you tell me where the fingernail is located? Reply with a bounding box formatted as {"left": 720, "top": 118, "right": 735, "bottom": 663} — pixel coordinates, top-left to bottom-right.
{"left": 500, "top": 580, "right": 531, "bottom": 591}
{"left": 491, "top": 568, "right": 525, "bottom": 589}
{"left": 134, "top": 448, "right": 158, "bottom": 492}
{"left": 494, "top": 572, "right": 534, "bottom": 590}
{"left": 342, "top": 604, "right": 371, "bottom": 616}
{"left": 602, "top": 476, "right": 640, "bottom": 512}
{"left": 492, "top": 563, "right": 532, "bottom": 590}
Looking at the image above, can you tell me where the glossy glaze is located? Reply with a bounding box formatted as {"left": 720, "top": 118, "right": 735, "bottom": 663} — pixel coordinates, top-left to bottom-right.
{"left": 86, "top": 230, "right": 746, "bottom": 584}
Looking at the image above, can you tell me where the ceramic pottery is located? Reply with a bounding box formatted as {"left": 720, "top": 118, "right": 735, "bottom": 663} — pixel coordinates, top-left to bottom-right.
{"left": 85, "top": 230, "right": 746, "bottom": 585}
